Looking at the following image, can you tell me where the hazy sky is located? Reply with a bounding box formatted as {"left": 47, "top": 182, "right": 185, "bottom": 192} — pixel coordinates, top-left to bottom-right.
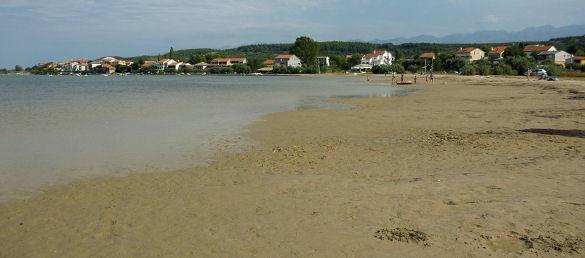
{"left": 1, "top": 0, "right": 584, "bottom": 68}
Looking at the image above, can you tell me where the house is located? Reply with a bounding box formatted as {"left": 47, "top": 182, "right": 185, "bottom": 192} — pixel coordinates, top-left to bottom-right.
{"left": 274, "top": 54, "right": 302, "bottom": 68}
{"left": 317, "top": 56, "right": 330, "bottom": 66}
{"left": 351, "top": 64, "right": 373, "bottom": 72}
{"left": 489, "top": 46, "right": 509, "bottom": 60}
{"left": 155, "top": 59, "right": 179, "bottom": 70}
{"left": 456, "top": 48, "right": 485, "bottom": 63}
{"left": 210, "top": 57, "right": 248, "bottom": 66}
{"left": 141, "top": 61, "right": 157, "bottom": 68}
{"left": 523, "top": 45, "right": 557, "bottom": 56}
{"left": 62, "top": 60, "right": 89, "bottom": 73}
{"left": 194, "top": 62, "right": 209, "bottom": 70}
{"left": 536, "top": 51, "right": 573, "bottom": 66}
{"left": 94, "top": 64, "right": 116, "bottom": 74}
{"left": 89, "top": 61, "right": 103, "bottom": 70}
{"left": 569, "top": 56, "right": 585, "bottom": 65}
{"left": 361, "top": 50, "right": 393, "bottom": 66}
{"left": 257, "top": 60, "right": 275, "bottom": 73}
{"left": 99, "top": 57, "right": 118, "bottom": 64}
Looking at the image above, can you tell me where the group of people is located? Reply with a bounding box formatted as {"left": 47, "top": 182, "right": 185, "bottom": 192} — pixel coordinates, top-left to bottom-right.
{"left": 389, "top": 73, "right": 434, "bottom": 85}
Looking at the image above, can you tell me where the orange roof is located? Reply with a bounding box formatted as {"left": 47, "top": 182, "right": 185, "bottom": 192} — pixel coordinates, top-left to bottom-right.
{"left": 263, "top": 59, "right": 275, "bottom": 65}
{"left": 419, "top": 52, "right": 436, "bottom": 59}
{"left": 523, "top": 45, "right": 554, "bottom": 53}
{"left": 490, "top": 46, "right": 508, "bottom": 54}
{"left": 457, "top": 47, "right": 478, "bottom": 53}
{"left": 275, "top": 54, "right": 293, "bottom": 59}
{"left": 229, "top": 57, "right": 247, "bottom": 62}
{"left": 364, "top": 50, "right": 387, "bottom": 59}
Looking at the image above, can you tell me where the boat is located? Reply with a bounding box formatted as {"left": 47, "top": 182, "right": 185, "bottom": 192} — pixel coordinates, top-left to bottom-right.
{"left": 396, "top": 81, "right": 413, "bottom": 85}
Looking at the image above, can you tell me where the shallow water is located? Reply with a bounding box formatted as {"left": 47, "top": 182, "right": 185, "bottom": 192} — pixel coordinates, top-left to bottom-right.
{"left": 0, "top": 75, "right": 407, "bottom": 200}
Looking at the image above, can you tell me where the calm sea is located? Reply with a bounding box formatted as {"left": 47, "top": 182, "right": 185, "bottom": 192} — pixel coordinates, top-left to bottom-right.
{"left": 0, "top": 75, "right": 406, "bottom": 200}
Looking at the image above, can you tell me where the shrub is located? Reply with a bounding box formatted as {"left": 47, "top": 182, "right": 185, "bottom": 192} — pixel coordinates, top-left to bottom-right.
{"left": 492, "top": 63, "right": 513, "bottom": 75}
{"left": 209, "top": 67, "right": 234, "bottom": 74}
{"left": 478, "top": 64, "right": 491, "bottom": 76}
{"left": 232, "top": 64, "right": 251, "bottom": 74}
{"left": 460, "top": 64, "right": 476, "bottom": 75}
{"left": 543, "top": 64, "right": 563, "bottom": 77}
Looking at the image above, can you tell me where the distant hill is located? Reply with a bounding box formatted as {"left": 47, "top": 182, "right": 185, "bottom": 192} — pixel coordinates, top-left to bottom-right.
{"left": 376, "top": 24, "right": 585, "bottom": 44}
{"left": 128, "top": 35, "right": 585, "bottom": 62}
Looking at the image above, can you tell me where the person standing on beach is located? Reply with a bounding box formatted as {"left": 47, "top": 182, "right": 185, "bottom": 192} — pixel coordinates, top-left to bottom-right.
{"left": 391, "top": 73, "right": 396, "bottom": 85}
{"left": 425, "top": 74, "right": 429, "bottom": 83}
{"left": 430, "top": 73, "right": 434, "bottom": 84}
{"left": 414, "top": 75, "right": 417, "bottom": 84}
{"left": 527, "top": 69, "right": 532, "bottom": 81}
{"left": 400, "top": 73, "right": 404, "bottom": 83}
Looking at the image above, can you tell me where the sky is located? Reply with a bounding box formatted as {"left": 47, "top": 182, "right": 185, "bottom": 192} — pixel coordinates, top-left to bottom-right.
{"left": 1, "top": 0, "right": 584, "bottom": 68}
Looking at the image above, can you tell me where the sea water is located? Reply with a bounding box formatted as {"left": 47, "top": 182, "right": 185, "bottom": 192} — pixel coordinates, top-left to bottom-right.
{"left": 0, "top": 75, "right": 406, "bottom": 200}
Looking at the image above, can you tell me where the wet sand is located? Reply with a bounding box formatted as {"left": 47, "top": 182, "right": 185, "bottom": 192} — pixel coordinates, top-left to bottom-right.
{"left": 1, "top": 75, "right": 584, "bottom": 257}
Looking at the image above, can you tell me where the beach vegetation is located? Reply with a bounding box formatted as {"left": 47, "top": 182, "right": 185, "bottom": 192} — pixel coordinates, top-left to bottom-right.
{"left": 209, "top": 67, "right": 234, "bottom": 74}
{"left": 372, "top": 64, "right": 405, "bottom": 74}
{"left": 492, "top": 63, "right": 513, "bottom": 75}
{"left": 542, "top": 64, "right": 563, "bottom": 76}
{"left": 460, "top": 64, "right": 476, "bottom": 75}
{"left": 232, "top": 64, "right": 252, "bottom": 74}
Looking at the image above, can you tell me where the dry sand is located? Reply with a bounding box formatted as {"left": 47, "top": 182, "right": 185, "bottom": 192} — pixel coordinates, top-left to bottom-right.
{"left": 1, "top": 75, "right": 584, "bottom": 257}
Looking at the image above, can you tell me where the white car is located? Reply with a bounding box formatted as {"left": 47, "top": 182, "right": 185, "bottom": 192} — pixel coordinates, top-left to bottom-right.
{"left": 533, "top": 69, "right": 547, "bottom": 76}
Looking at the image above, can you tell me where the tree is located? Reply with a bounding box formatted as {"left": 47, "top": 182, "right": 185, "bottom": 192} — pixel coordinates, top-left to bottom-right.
{"left": 189, "top": 54, "right": 206, "bottom": 64}
{"left": 246, "top": 56, "right": 266, "bottom": 71}
{"left": 503, "top": 45, "right": 525, "bottom": 57}
{"left": 291, "top": 36, "right": 320, "bottom": 67}
{"left": 14, "top": 65, "right": 23, "bottom": 72}
{"left": 505, "top": 56, "right": 534, "bottom": 75}
{"left": 169, "top": 47, "right": 175, "bottom": 60}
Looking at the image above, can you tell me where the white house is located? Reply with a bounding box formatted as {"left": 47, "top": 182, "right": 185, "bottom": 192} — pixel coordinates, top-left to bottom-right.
{"left": 317, "top": 56, "right": 330, "bottom": 66}
{"left": 155, "top": 59, "right": 179, "bottom": 70}
{"left": 62, "top": 61, "right": 88, "bottom": 72}
{"left": 361, "top": 50, "right": 393, "bottom": 66}
{"left": 274, "top": 54, "right": 302, "bottom": 68}
{"left": 536, "top": 51, "right": 573, "bottom": 66}
{"left": 456, "top": 47, "right": 485, "bottom": 63}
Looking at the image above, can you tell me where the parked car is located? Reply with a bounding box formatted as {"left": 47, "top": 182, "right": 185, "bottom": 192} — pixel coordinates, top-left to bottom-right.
{"left": 533, "top": 69, "right": 547, "bottom": 76}
{"left": 524, "top": 69, "right": 547, "bottom": 76}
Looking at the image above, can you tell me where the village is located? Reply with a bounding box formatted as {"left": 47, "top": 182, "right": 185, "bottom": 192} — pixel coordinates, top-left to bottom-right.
{"left": 25, "top": 41, "right": 585, "bottom": 79}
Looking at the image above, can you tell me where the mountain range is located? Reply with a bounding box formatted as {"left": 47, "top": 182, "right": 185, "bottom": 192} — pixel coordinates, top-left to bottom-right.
{"left": 375, "top": 24, "right": 585, "bottom": 44}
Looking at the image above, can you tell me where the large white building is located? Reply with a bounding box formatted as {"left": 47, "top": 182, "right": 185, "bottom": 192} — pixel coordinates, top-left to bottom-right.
{"left": 361, "top": 50, "right": 393, "bottom": 66}
{"left": 274, "top": 54, "right": 302, "bottom": 68}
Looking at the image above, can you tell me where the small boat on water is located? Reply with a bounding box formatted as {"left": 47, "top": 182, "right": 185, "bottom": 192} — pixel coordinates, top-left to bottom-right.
{"left": 396, "top": 81, "right": 413, "bottom": 85}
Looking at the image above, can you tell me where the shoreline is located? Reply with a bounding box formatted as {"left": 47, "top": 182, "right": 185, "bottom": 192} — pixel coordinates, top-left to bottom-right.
{"left": 1, "top": 76, "right": 584, "bottom": 256}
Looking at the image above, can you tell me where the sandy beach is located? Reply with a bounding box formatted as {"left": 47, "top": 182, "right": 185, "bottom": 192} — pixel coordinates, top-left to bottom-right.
{"left": 1, "top": 75, "right": 584, "bottom": 257}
